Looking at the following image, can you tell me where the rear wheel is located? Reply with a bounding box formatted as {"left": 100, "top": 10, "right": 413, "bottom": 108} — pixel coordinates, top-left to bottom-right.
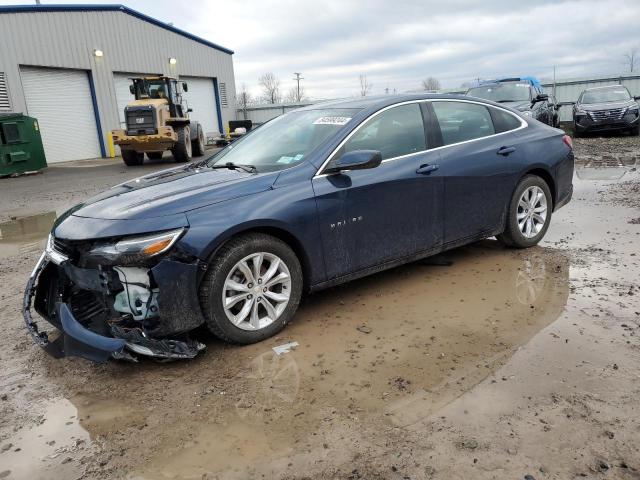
{"left": 171, "top": 126, "right": 192, "bottom": 163}
{"left": 192, "top": 123, "right": 205, "bottom": 157}
{"left": 497, "top": 175, "right": 552, "bottom": 248}
{"left": 146, "top": 151, "right": 164, "bottom": 160}
{"left": 199, "top": 233, "right": 303, "bottom": 344}
{"left": 121, "top": 150, "right": 144, "bottom": 166}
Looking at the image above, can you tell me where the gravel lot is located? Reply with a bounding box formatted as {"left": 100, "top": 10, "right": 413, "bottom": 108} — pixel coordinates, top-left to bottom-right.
{"left": 0, "top": 136, "right": 639, "bottom": 480}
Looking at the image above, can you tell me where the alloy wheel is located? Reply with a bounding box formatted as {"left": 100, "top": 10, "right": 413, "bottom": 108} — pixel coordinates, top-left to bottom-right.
{"left": 517, "top": 185, "right": 548, "bottom": 238}
{"left": 222, "top": 252, "right": 292, "bottom": 330}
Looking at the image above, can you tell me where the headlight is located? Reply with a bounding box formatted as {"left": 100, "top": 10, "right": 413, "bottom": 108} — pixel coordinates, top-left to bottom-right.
{"left": 626, "top": 106, "right": 639, "bottom": 114}
{"left": 575, "top": 108, "right": 587, "bottom": 115}
{"left": 87, "top": 228, "right": 185, "bottom": 264}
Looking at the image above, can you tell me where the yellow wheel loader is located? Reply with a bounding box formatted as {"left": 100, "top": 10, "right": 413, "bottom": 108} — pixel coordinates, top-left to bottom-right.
{"left": 111, "top": 76, "right": 205, "bottom": 166}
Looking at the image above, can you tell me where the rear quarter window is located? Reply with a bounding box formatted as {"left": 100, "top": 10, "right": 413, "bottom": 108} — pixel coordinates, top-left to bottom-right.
{"left": 490, "top": 107, "right": 523, "bottom": 133}
{"left": 432, "top": 101, "right": 495, "bottom": 145}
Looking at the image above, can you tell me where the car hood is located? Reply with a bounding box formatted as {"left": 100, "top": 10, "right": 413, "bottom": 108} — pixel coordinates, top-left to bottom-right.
{"left": 499, "top": 100, "right": 532, "bottom": 112}
{"left": 577, "top": 100, "right": 637, "bottom": 111}
{"left": 69, "top": 165, "right": 276, "bottom": 220}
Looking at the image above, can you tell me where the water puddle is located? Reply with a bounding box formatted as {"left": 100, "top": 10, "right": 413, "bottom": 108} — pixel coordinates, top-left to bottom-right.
{"left": 575, "top": 166, "right": 627, "bottom": 180}
{"left": 129, "top": 242, "right": 571, "bottom": 479}
{"left": 0, "top": 211, "right": 56, "bottom": 259}
{"left": 0, "top": 399, "right": 90, "bottom": 480}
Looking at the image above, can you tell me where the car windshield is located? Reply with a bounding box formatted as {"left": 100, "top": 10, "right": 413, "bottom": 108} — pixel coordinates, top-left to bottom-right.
{"left": 467, "top": 82, "right": 532, "bottom": 102}
{"left": 207, "top": 108, "right": 359, "bottom": 172}
{"left": 580, "top": 87, "right": 631, "bottom": 104}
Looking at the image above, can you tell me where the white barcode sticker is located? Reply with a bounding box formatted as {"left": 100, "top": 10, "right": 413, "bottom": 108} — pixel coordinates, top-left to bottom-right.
{"left": 313, "top": 116, "right": 351, "bottom": 126}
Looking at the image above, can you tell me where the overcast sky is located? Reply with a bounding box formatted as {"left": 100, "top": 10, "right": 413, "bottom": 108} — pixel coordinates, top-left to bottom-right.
{"left": 2, "top": 0, "right": 640, "bottom": 100}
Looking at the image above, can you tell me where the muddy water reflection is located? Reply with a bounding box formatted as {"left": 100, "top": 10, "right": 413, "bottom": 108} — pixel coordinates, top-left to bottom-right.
{"left": 132, "top": 242, "right": 570, "bottom": 479}
{"left": 0, "top": 399, "right": 90, "bottom": 480}
{"left": 0, "top": 211, "right": 56, "bottom": 259}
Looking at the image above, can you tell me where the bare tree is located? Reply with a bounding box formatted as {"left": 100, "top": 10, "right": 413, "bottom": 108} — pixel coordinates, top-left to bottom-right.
{"left": 236, "top": 83, "right": 252, "bottom": 119}
{"left": 422, "top": 77, "right": 441, "bottom": 91}
{"left": 259, "top": 72, "right": 281, "bottom": 104}
{"left": 359, "top": 74, "right": 373, "bottom": 97}
{"left": 623, "top": 48, "right": 638, "bottom": 73}
{"left": 285, "top": 85, "right": 306, "bottom": 103}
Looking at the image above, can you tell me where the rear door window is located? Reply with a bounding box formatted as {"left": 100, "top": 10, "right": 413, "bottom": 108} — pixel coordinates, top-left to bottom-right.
{"left": 432, "top": 101, "right": 495, "bottom": 145}
{"left": 342, "top": 103, "right": 426, "bottom": 160}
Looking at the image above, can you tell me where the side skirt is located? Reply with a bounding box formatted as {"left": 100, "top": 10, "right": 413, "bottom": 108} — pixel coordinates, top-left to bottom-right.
{"left": 309, "top": 228, "right": 501, "bottom": 293}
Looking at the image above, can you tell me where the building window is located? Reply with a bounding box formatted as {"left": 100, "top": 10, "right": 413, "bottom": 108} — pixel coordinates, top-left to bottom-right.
{"left": 219, "top": 82, "right": 228, "bottom": 108}
{"left": 0, "top": 73, "right": 10, "bottom": 112}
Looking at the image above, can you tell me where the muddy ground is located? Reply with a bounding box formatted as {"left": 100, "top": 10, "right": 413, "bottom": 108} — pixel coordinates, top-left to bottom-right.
{"left": 0, "top": 137, "right": 639, "bottom": 480}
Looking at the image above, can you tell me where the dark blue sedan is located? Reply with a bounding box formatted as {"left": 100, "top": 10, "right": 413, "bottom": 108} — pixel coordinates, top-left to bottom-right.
{"left": 24, "top": 94, "right": 574, "bottom": 362}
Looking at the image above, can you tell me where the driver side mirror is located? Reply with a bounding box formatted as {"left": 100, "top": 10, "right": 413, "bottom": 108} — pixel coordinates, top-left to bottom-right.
{"left": 634, "top": 96, "right": 640, "bottom": 101}
{"left": 532, "top": 93, "right": 549, "bottom": 103}
{"left": 129, "top": 85, "right": 135, "bottom": 95}
{"left": 324, "top": 150, "right": 382, "bottom": 174}
{"left": 182, "top": 82, "right": 188, "bottom": 92}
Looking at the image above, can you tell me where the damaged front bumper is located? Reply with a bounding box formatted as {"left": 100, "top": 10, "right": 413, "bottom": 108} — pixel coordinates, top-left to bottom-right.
{"left": 23, "top": 240, "right": 206, "bottom": 363}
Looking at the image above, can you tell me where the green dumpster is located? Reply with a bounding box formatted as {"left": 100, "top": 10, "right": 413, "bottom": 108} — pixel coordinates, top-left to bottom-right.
{"left": 0, "top": 113, "right": 47, "bottom": 176}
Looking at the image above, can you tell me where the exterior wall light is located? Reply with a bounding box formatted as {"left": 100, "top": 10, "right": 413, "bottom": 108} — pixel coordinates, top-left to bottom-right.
{"left": 169, "top": 57, "right": 177, "bottom": 65}
{"left": 94, "top": 49, "right": 104, "bottom": 57}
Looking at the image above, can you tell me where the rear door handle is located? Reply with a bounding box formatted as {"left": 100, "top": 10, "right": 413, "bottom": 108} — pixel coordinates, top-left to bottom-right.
{"left": 497, "top": 146, "right": 516, "bottom": 156}
{"left": 416, "top": 164, "right": 439, "bottom": 175}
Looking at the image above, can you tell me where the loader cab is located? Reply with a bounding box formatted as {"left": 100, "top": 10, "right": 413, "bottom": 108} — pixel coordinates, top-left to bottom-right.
{"left": 129, "top": 77, "right": 189, "bottom": 118}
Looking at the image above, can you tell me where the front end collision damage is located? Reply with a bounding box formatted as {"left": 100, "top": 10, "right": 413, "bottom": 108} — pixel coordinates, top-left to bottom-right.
{"left": 23, "top": 234, "right": 206, "bottom": 363}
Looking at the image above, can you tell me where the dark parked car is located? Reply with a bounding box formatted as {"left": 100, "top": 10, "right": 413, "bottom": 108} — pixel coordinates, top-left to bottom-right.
{"left": 466, "top": 78, "right": 558, "bottom": 127}
{"left": 572, "top": 85, "right": 640, "bottom": 136}
{"left": 24, "top": 94, "right": 574, "bottom": 362}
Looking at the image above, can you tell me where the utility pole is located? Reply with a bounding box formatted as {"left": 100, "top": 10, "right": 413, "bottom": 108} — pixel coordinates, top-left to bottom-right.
{"left": 293, "top": 72, "right": 303, "bottom": 102}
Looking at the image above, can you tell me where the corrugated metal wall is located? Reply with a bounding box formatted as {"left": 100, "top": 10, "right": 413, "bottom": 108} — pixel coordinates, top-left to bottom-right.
{"left": 237, "top": 102, "right": 316, "bottom": 125}
{"left": 0, "top": 9, "right": 236, "bottom": 157}
{"left": 542, "top": 74, "right": 640, "bottom": 122}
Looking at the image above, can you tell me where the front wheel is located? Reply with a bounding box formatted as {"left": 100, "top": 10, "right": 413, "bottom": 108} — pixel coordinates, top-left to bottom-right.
{"left": 171, "top": 126, "right": 192, "bottom": 162}
{"left": 497, "top": 175, "right": 552, "bottom": 248}
{"left": 192, "top": 123, "right": 205, "bottom": 157}
{"left": 146, "top": 151, "right": 164, "bottom": 160}
{"left": 199, "top": 233, "right": 303, "bottom": 344}
{"left": 122, "top": 149, "right": 144, "bottom": 166}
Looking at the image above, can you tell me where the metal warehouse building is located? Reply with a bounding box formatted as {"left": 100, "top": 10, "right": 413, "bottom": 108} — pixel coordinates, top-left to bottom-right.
{"left": 0, "top": 4, "right": 235, "bottom": 163}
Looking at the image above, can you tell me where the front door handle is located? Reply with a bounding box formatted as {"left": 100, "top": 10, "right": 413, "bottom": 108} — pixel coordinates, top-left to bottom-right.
{"left": 416, "top": 164, "right": 439, "bottom": 175}
{"left": 497, "top": 146, "right": 516, "bottom": 156}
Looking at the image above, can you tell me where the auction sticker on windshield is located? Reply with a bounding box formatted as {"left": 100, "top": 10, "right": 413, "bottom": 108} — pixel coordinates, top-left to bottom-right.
{"left": 313, "top": 116, "right": 352, "bottom": 125}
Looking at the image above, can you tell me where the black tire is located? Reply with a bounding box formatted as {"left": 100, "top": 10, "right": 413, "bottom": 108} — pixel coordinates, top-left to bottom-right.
{"left": 497, "top": 175, "right": 553, "bottom": 249}
{"left": 572, "top": 123, "right": 582, "bottom": 138}
{"left": 146, "top": 151, "right": 164, "bottom": 160}
{"left": 121, "top": 150, "right": 144, "bottom": 166}
{"left": 199, "top": 233, "right": 303, "bottom": 344}
{"left": 171, "top": 126, "right": 192, "bottom": 163}
{"left": 192, "top": 123, "right": 205, "bottom": 157}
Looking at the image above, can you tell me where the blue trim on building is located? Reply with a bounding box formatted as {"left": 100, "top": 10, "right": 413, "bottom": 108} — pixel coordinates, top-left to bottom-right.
{"left": 212, "top": 78, "right": 224, "bottom": 134}
{"left": 0, "top": 4, "right": 234, "bottom": 55}
{"left": 87, "top": 71, "right": 107, "bottom": 158}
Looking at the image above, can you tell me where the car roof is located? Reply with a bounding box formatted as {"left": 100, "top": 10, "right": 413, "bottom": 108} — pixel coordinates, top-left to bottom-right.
{"left": 297, "top": 93, "right": 493, "bottom": 112}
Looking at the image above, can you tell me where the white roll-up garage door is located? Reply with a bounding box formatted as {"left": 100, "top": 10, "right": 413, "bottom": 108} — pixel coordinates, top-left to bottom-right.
{"left": 20, "top": 67, "right": 101, "bottom": 163}
{"left": 181, "top": 76, "right": 220, "bottom": 137}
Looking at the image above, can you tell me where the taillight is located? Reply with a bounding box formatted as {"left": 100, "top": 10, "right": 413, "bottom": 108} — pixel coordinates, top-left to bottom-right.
{"left": 562, "top": 135, "right": 573, "bottom": 150}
